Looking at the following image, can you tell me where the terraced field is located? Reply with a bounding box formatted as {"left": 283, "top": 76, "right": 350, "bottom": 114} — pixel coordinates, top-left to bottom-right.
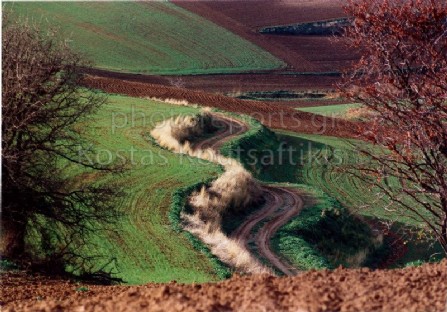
{"left": 6, "top": 2, "right": 284, "bottom": 75}
{"left": 39, "top": 94, "right": 225, "bottom": 284}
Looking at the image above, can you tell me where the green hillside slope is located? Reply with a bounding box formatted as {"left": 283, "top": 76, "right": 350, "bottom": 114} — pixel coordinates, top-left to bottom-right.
{"left": 7, "top": 2, "right": 284, "bottom": 75}
{"left": 26, "top": 94, "right": 225, "bottom": 284}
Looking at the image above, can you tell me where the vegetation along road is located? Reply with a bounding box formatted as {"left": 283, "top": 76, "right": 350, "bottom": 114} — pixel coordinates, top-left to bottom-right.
{"left": 188, "top": 113, "right": 304, "bottom": 275}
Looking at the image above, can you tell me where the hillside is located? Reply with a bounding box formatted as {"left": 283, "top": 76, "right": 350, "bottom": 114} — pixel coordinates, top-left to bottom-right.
{"left": 3, "top": 1, "right": 446, "bottom": 311}
{"left": 31, "top": 94, "right": 224, "bottom": 284}
{"left": 6, "top": 2, "right": 284, "bottom": 75}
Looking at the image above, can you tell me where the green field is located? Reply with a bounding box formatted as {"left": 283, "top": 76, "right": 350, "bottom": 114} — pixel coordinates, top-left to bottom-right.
{"left": 261, "top": 131, "right": 443, "bottom": 266}
{"left": 20, "top": 94, "right": 440, "bottom": 281}
{"left": 264, "top": 131, "right": 423, "bottom": 224}
{"left": 27, "top": 94, "right": 227, "bottom": 284}
{"left": 296, "top": 103, "right": 362, "bottom": 117}
{"left": 6, "top": 2, "right": 284, "bottom": 75}
{"left": 213, "top": 120, "right": 383, "bottom": 270}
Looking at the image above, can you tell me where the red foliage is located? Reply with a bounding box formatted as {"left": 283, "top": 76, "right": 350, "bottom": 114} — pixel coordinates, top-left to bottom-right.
{"left": 342, "top": 0, "right": 447, "bottom": 254}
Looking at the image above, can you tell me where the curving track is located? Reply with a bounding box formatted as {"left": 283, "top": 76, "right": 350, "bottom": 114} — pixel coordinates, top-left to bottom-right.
{"left": 193, "top": 113, "right": 304, "bottom": 275}
{"left": 253, "top": 187, "right": 303, "bottom": 275}
{"left": 191, "top": 113, "right": 248, "bottom": 151}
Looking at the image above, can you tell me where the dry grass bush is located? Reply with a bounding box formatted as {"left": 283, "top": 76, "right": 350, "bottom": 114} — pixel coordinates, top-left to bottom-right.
{"left": 171, "top": 114, "right": 208, "bottom": 143}
{"left": 151, "top": 112, "right": 268, "bottom": 273}
{"left": 345, "top": 249, "right": 369, "bottom": 268}
{"left": 146, "top": 97, "right": 194, "bottom": 107}
{"left": 345, "top": 106, "right": 375, "bottom": 121}
{"left": 330, "top": 229, "right": 384, "bottom": 268}
{"left": 151, "top": 111, "right": 215, "bottom": 145}
{"left": 152, "top": 112, "right": 262, "bottom": 221}
{"left": 182, "top": 212, "right": 271, "bottom": 274}
{"left": 190, "top": 163, "right": 262, "bottom": 223}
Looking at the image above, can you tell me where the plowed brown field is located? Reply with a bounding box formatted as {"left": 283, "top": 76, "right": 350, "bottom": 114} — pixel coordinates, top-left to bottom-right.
{"left": 174, "top": 0, "right": 358, "bottom": 73}
{"left": 83, "top": 75, "right": 357, "bottom": 138}
{"left": 3, "top": 260, "right": 446, "bottom": 311}
{"left": 83, "top": 67, "right": 342, "bottom": 95}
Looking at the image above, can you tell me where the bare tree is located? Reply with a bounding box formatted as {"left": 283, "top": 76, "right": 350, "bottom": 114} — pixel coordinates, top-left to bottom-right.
{"left": 342, "top": 0, "right": 447, "bottom": 254}
{"left": 2, "top": 15, "right": 122, "bottom": 271}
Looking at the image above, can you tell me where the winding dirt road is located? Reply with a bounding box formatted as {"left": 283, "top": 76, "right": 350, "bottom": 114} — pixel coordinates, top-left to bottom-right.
{"left": 254, "top": 187, "right": 303, "bottom": 275}
{"left": 193, "top": 113, "right": 304, "bottom": 275}
{"left": 191, "top": 113, "right": 248, "bottom": 151}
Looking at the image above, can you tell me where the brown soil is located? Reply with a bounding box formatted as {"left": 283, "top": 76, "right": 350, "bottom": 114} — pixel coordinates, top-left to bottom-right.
{"left": 2, "top": 260, "right": 446, "bottom": 311}
{"left": 83, "top": 67, "right": 343, "bottom": 94}
{"left": 83, "top": 75, "right": 358, "bottom": 139}
{"left": 173, "top": 0, "right": 359, "bottom": 73}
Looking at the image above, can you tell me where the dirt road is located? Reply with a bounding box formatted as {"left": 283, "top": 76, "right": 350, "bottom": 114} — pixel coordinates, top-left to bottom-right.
{"left": 192, "top": 114, "right": 303, "bottom": 275}
{"left": 191, "top": 113, "right": 248, "bottom": 151}
{"left": 254, "top": 187, "right": 303, "bottom": 275}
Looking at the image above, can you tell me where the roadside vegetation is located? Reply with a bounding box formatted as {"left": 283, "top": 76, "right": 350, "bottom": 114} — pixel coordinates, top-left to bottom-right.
{"left": 6, "top": 2, "right": 284, "bottom": 75}
{"left": 272, "top": 185, "right": 383, "bottom": 270}
{"left": 151, "top": 112, "right": 269, "bottom": 274}
{"left": 217, "top": 116, "right": 384, "bottom": 270}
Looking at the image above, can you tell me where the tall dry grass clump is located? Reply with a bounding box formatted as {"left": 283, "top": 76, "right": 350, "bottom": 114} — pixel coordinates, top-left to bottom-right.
{"left": 151, "top": 112, "right": 213, "bottom": 151}
{"left": 345, "top": 106, "right": 375, "bottom": 121}
{"left": 189, "top": 162, "right": 262, "bottom": 226}
{"left": 182, "top": 212, "right": 271, "bottom": 274}
{"left": 146, "top": 97, "right": 192, "bottom": 107}
{"left": 151, "top": 112, "right": 262, "bottom": 224}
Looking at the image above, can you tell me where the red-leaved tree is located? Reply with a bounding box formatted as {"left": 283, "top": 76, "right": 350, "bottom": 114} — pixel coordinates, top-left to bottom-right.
{"left": 342, "top": 0, "right": 447, "bottom": 254}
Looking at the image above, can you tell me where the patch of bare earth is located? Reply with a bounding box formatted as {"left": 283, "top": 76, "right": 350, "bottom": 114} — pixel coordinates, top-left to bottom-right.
{"left": 2, "top": 260, "right": 446, "bottom": 311}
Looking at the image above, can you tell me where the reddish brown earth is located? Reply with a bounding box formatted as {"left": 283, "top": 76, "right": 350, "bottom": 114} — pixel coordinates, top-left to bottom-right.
{"left": 174, "top": 0, "right": 358, "bottom": 73}
{"left": 83, "top": 75, "right": 358, "bottom": 138}
{"left": 2, "top": 260, "right": 446, "bottom": 311}
{"left": 83, "top": 67, "right": 342, "bottom": 95}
